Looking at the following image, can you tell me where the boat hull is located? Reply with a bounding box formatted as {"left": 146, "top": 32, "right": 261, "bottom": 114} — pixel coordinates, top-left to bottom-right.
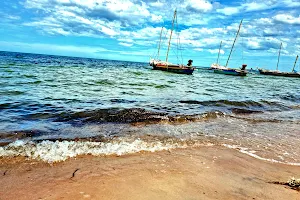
{"left": 258, "top": 69, "right": 300, "bottom": 78}
{"left": 214, "top": 69, "right": 247, "bottom": 76}
{"left": 152, "top": 64, "right": 194, "bottom": 75}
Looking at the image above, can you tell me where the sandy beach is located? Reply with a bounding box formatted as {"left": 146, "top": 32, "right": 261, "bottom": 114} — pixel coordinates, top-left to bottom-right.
{"left": 1, "top": 146, "right": 299, "bottom": 200}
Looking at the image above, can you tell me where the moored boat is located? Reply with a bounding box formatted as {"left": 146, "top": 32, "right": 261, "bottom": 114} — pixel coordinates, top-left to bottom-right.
{"left": 149, "top": 10, "right": 195, "bottom": 75}
{"left": 258, "top": 69, "right": 300, "bottom": 78}
{"left": 214, "top": 64, "right": 248, "bottom": 76}
{"left": 210, "top": 41, "right": 228, "bottom": 70}
{"left": 258, "top": 44, "right": 299, "bottom": 78}
{"left": 150, "top": 60, "right": 195, "bottom": 75}
{"left": 211, "top": 20, "right": 248, "bottom": 76}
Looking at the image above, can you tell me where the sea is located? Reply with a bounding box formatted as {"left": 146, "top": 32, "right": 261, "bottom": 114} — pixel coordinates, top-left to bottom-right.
{"left": 1, "top": 51, "right": 300, "bottom": 164}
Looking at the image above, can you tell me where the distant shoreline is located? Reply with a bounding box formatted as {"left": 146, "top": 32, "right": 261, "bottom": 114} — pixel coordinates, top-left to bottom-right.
{"left": 0, "top": 50, "right": 149, "bottom": 64}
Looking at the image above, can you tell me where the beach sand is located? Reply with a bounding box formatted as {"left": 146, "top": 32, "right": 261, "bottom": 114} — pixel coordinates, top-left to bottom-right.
{"left": 1, "top": 146, "right": 299, "bottom": 200}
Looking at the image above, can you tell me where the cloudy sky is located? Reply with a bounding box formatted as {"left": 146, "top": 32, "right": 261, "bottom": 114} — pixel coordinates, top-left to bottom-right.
{"left": 0, "top": 0, "right": 300, "bottom": 70}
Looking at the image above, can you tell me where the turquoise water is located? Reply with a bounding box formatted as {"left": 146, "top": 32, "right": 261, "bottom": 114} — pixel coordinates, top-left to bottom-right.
{"left": 1, "top": 51, "right": 300, "bottom": 164}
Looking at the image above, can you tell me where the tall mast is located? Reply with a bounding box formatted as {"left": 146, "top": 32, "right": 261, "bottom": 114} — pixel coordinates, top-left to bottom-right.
{"left": 292, "top": 55, "right": 299, "bottom": 72}
{"left": 157, "top": 27, "right": 163, "bottom": 59}
{"left": 166, "top": 9, "right": 177, "bottom": 63}
{"left": 217, "top": 41, "right": 222, "bottom": 64}
{"left": 225, "top": 20, "right": 243, "bottom": 67}
{"left": 276, "top": 42, "right": 282, "bottom": 71}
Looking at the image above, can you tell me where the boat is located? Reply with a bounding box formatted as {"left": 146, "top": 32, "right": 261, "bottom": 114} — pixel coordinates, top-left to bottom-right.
{"left": 211, "top": 20, "right": 248, "bottom": 76}
{"left": 248, "top": 67, "right": 260, "bottom": 74}
{"left": 149, "top": 10, "right": 195, "bottom": 75}
{"left": 258, "top": 44, "right": 300, "bottom": 78}
{"left": 214, "top": 65, "right": 247, "bottom": 76}
{"left": 210, "top": 41, "right": 227, "bottom": 70}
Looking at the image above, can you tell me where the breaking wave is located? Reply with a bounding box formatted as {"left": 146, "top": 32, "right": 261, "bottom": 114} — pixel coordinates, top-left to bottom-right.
{"left": 0, "top": 139, "right": 196, "bottom": 163}
{"left": 54, "top": 108, "right": 224, "bottom": 124}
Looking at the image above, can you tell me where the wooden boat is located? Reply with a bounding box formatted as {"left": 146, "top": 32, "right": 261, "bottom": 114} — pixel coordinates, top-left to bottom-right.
{"left": 149, "top": 10, "right": 195, "bottom": 75}
{"left": 259, "top": 69, "right": 300, "bottom": 78}
{"left": 214, "top": 65, "right": 247, "bottom": 76}
{"left": 210, "top": 41, "right": 227, "bottom": 70}
{"left": 248, "top": 68, "right": 260, "bottom": 74}
{"left": 259, "top": 45, "right": 299, "bottom": 78}
{"left": 211, "top": 20, "right": 248, "bottom": 76}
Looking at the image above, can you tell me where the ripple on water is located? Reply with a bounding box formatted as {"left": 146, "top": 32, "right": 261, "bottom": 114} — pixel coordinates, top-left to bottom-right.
{"left": 0, "top": 91, "right": 25, "bottom": 96}
{"left": 1, "top": 52, "right": 300, "bottom": 164}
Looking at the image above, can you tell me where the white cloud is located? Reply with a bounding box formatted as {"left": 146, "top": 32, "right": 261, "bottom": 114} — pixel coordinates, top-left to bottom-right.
{"left": 273, "top": 14, "right": 300, "bottom": 25}
{"left": 215, "top": 0, "right": 297, "bottom": 16}
{"left": 194, "top": 48, "right": 203, "bottom": 51}
{"left": 283, "top": 0, "right": 300, "bottom": 7}
{"left": 6, "top": 0, "right": 298, "bottom": 63}
{"left": 149, "top": 1, "right": 164, "bottom": 7}
{"left": 0, "top": 41, "right": 109, "bottom": 54}
{"left": 119, "top": 42, "right": 133, "bottom": 47}
{"left": 216, "top": 7, "right": 240, "bottom": 15}
{"left": 184, "top": 0, "right": 213, "bottom": 12}
{"left": 118, "top": 38, "right": 134, "bottom": 43}
{"left": 150, "top": 14, "right": 163, "bottom": 23}
{"left": 6, "top": 15, "right": 21, "bottom": 20}
{"left": 208, "top": 49, "right": 225, "bottom": 54}
{"left": 0, "top": 11, "right": 21, "bottom": 20}
{"left": 256, "top": 18, "right": 273, "bottom": 25}
{"left": 244, "top": 1, "right": 277, "bottom": 12}
{"left": 244, "top": 2, "right": 268, "bottom": 11}
{"left": 246, "top": 40, "right": 261, "bottom": 49}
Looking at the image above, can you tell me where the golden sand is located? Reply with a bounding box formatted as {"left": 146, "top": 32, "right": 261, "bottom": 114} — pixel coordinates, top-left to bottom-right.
{"left": 1, "top": 146, "right": 299, "bottom": 200}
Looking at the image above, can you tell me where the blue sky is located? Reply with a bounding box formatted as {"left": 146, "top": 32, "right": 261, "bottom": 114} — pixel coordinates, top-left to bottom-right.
{"left": 0, "top": 0, "right": 300, "bottom": 70}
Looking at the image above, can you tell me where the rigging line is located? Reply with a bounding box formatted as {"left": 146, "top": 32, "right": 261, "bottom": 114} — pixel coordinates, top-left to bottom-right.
{"left": 175, "top": 9, "right": 184, "bottom": 65}
{"left": 241, "top": 34, "right": 244, "bottom": 64}
{"left": 174, "top": 11, "right": 179, "bottom": 64}
{"left": 177, "top": 16, "right": 181, "bottom": 64}
{"left": 175, "top": 12, "right": 183, "bottom": 65}
{"left": 166, "top": 9, "right": 177, "bottom": 63}
{"left": 179, "top": 35, "right": 183, "bottom": 65}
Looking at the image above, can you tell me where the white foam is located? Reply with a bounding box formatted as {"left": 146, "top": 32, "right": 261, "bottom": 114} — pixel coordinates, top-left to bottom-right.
{"left": 223, "top": 144, "right": 300, "bottom": 166}
{"left": 0, "top": 139, "right": 188, "bottom": 163}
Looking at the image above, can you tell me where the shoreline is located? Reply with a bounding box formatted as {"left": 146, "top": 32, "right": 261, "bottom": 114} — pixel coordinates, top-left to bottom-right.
{"left": 1, "top": 146, "right": 299, "bottom": 200}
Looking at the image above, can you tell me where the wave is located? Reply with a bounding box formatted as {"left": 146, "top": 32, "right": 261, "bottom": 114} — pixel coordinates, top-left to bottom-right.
{"left": 180, "top": 99, "right": 290, "bottom": 113}
{"left": 0, "top": 139, "right": 192, "bottom": 163}
{"left": 231, "top": 108, "right": 263, "bottom": 114}
{"left": 180, "top": 99, "right": 263, "bottom": 107}
{"left": 223, "top": 144, "right": 300, "bottom": 166}
{"left": 280, "top": 93, "right": 300, "bottom": 102}
{"left": 95, "top": 79, "right": 116, "bottom": 85}
{"left": 0, "top": 91, "right": 24, "bottom": 96}
{"left": 1, "top": 139, "right": 299, "bottom": 166}
{"left": 54, "top": 108, "right": 224, "bottom": 124}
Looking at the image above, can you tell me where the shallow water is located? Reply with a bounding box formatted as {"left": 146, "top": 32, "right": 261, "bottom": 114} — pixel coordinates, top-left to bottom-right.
{"left": 1, "top": 51, "right": 300, "bottom": 163}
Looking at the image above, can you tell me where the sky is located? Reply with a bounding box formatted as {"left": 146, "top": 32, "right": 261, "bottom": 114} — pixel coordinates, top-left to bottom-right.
{"left": 0, "top": 0, "right": 300, "bottom": 70}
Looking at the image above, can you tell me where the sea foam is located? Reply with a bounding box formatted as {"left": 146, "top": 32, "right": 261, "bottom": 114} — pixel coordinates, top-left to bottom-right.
{"left": 0, "top": 139, "right": 187, "bottom": 163}
{"left": 223, "top": 144, "right": 300, "bottom": 166}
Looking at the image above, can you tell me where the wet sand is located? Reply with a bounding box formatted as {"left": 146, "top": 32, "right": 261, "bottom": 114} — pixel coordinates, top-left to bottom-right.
{"left": 1, "top": 146, "right": 299, "bottom": 200}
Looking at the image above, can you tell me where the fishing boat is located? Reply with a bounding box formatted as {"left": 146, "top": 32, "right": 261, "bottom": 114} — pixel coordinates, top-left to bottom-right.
{"left": 210, "top": 41, "right": 227, "bottom": 70}
{"left": 258, "top": 44, "right": 300, "bottom": 78}
{"left": 211, "top": 20, "right": 248, "bottom": 76}
{"left": 149, "top": 10, "right": 195, "bottom": 75}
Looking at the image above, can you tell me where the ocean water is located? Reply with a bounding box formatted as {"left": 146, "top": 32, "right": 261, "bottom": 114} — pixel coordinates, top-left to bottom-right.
{"left": 1, "top": 51, "right": 300, "bottom": 163}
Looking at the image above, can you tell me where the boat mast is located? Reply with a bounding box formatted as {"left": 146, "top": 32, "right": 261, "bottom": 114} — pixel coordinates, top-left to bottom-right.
{"left": 225, "top": 20, "right": 243, "bottom": 67}
{"left": 157, "top": 27, "right": 163, "bottom": 59}
{"left": 292, "top": 55, "right": 299, "bottom": 72}
{"left": 166, "top": 9, "right": 177, "bottom": 63}
{"left": 276, "top": 42, "right": 282, "bottom": 71}
{"left": 217, "top": 41, "right": 222, "bottom": 64}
